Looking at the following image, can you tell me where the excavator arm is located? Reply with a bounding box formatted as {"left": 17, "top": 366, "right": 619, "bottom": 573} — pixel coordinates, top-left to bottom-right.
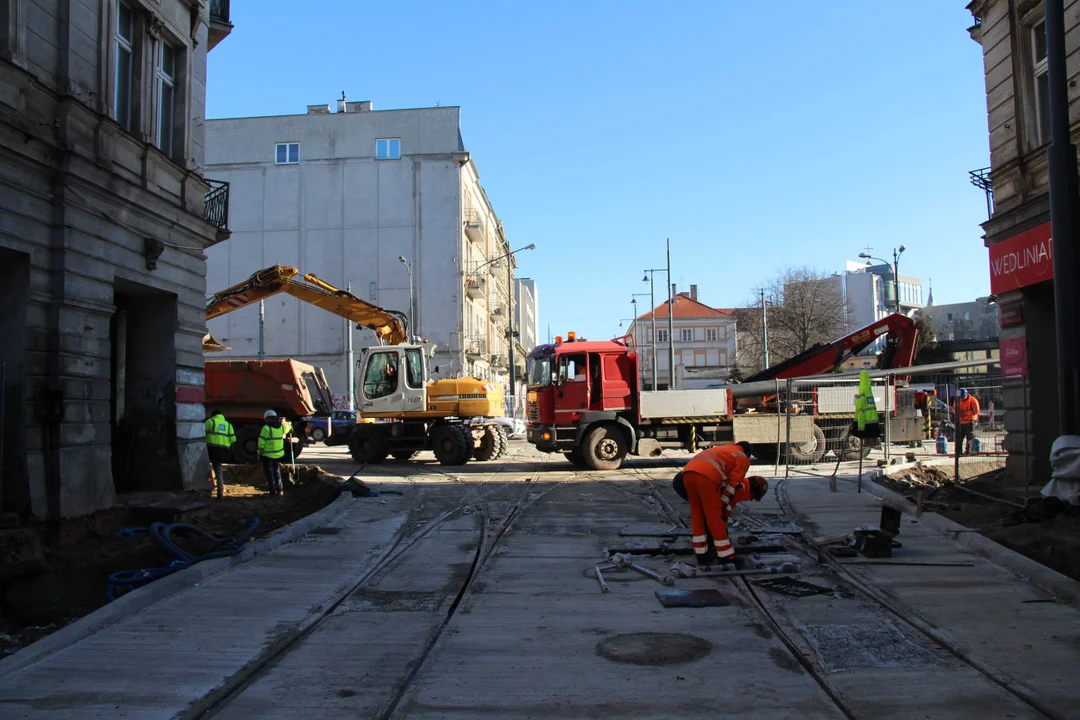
{"left": 206, "top": 265, "right": 409, "bottom": 345}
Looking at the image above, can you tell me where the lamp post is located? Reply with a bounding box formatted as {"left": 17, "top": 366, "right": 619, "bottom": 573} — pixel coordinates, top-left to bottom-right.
{"left": 644, "top": 239, "right": 675, "bottom": 389}
{"left": 859, "top": 246, "right": 906, "bottom": 315}
{"left": 471, "top": 243, "right": 536, "bottom": 419}
{"left": 398, "top": 256, "right": 414, "bottom": 339}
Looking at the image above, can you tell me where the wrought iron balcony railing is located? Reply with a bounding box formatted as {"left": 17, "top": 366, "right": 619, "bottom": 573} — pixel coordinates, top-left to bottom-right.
{"left": 204, "top": 179, "right": 229, "bottom": 230}
{"left": 969, "top": 166, "right": 993, "bottom": 220}
{"left": 210, "top": 0, "right": 230, "bottom": 24}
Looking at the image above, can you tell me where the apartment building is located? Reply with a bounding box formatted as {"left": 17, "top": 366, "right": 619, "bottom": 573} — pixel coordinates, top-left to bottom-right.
{"left": 515, "top": 278, "right": 540, "bottom": 361}
{"left": 0, "top": 0, "right": 232, "bottom": 519}
{"left": 628, "top": 286, "right": 737, "bottom": 390}
{"left": 966, "top": 0, "right": 1075, "bottom": 483}
{"left": 204, "top": 100, "right": 518, "bottom": 396}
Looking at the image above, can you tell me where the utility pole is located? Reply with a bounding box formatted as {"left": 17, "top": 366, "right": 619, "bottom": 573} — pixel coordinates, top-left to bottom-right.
{"left": 506, "top": 247, "right": 517, "bottom": 421}
{"left": 666, "top": 238, "right": 675, "bottom": 390}
{"left": 643, "top": 270, "right": 658, "bottom": 389}
{"left": 761, "top": 288, "right": 770, "bottom": 371}
{"left": 1046, "top": 0, "right": 1080, "bottom": 435}
{"left": 258, "top": 300, "right": 265, "bottom": 361}
{"left": 345, "top": 282, "right": 355, "bottom": 411}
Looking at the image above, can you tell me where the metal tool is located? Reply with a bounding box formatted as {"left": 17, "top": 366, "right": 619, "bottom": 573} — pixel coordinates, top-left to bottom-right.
{"left": 630, "top": 562, "right": 675, "bottom": 586}
{"left": 669, "top": 561, "right": 799, "bottom": 579}
{"left": 595, "top": 564, "right": 613, "bottom": 593}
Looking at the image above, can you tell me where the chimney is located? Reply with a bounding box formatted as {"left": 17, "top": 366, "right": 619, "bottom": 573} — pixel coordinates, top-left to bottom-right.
{"left": 307, "top": 104, "right": 331, "bottom": 114}
{"left": 690, "top": 284, "right": 698, "bottom": 301}
{"left": 337, "top": 91, "right": 347, "bottom": 113}
{"left": 346, "top": 100, "right": 373, "bottom": 112}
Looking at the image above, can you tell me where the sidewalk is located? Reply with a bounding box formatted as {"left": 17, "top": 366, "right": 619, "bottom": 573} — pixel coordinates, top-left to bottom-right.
{"left": 0, "top": 498, "right": 409, "bottom": 720}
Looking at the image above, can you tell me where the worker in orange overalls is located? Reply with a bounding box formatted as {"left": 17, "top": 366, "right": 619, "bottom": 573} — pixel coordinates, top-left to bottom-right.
{"left": 672, "top": 441, "right": 769, "bottom": 568}
{"left": 953, "top": 389, "right": 981, "bottom": 454}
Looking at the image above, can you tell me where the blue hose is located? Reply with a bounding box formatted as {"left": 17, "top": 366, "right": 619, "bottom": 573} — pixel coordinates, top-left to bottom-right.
{"left": 107, "top": 517, "right": 260, "bottom": 601}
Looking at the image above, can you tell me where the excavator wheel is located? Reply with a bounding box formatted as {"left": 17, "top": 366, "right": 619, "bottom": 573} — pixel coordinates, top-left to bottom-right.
{"left": 473, "top": 425, "right": 507, "bottom": 462}
{"left": 431, "top": 425, "right": 472, "bottom": 466}
{"left": 349, "top": 426, "right": 388, "bottom": 465}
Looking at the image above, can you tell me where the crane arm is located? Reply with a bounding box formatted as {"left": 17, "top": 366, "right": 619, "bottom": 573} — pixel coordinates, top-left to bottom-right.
{"left": 206, "top": 265, "right": 409, "bottom": 345}
{"left": 743, "top": 313, "right": 919, "bottom": 384}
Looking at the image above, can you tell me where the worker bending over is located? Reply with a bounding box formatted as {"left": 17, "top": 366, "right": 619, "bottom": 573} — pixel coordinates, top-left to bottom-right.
{"left": 258, "top": 410, "right": 297, "bottom": 496}
{"left": 672, "top": 442, "right": 769, "bottom": 567}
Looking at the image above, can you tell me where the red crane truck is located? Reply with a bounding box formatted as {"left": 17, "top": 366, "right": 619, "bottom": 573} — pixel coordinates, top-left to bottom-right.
{"left": 525, "top": 315, "right": 920, "bottom": 470}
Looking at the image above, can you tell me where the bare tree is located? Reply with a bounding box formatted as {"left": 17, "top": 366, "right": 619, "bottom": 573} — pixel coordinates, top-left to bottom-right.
{"left": 734, "top": 266, "right": 849, "bottom": 372}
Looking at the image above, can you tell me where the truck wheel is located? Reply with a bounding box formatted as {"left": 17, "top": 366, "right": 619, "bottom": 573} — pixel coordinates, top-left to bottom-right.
{"left": 311, "top": 427, "right": 326, "bottom": 442}
{"left": 582, "top": 425, "right": 628, "bottom": 471}
{"left": 432, "top": 425, "right": 472, "bottom": 465}
{"left": 839, "top": 426, "right": 872, "bottom": 461}
{"left": 349, "top": 427, "right": 388, "bottom": 464}
{"left": 563, "top": 450, "right": 589, "bottom": 467}
{"left": 232, "top": 426, "right": 261, "bottom": 464}
{"left": 473, "top": 425, "right": 507, "bottom": 461}
{"left": 788, "top": 424, "right": 827, "bottom": 463}
{"left": 493, "top": 426, "right": 511, "bottom": 459}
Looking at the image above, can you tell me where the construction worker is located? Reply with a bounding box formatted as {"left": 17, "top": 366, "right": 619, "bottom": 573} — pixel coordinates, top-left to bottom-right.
{"left": 853, "top": 370, "right": 880, "bottom": 440}
{"left": 204, "top": 409, "right": 236, "bottom": 499}
{"left": 258, "top": 409, "right": 292, "bottom": 496}
{"left": 671, "top": 442, "right": 769, "bottom": 568}
{"left": 953, "top": 388, "right": 981, "bottom": 454}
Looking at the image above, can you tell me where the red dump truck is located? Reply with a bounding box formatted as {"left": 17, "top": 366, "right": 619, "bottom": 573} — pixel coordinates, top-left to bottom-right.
{"left": 203, "top": 359, "right": 334, "bottom": 463}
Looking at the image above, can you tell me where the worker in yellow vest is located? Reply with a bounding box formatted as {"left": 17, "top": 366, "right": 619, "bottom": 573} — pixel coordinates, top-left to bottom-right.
{"left": 204, "top": 409, "right": 236, "bottom": 499}
{"left": 853, "top": 370, "right": 880, "bottom": 440}
{"left": 258, "top": 410, "right": 294, "bottom": 496}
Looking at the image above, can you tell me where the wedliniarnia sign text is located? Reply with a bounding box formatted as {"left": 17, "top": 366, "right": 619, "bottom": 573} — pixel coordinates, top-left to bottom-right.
{"left": 988, "top": 222, "right": 1053, "bottom": 294}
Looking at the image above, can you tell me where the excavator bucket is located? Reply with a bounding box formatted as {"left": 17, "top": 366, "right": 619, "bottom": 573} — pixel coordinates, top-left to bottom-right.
{"left": 202, "top": 333, "right": 230, "bottom": 353}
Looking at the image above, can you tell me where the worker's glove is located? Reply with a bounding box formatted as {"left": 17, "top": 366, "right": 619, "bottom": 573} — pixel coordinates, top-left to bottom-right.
{"left": 289, "top": 437, "right": 300, "bottom": 444}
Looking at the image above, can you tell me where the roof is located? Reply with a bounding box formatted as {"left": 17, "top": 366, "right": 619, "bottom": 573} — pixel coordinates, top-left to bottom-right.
{"left": 635, "top": 293, "right": 734, "bottom": 321}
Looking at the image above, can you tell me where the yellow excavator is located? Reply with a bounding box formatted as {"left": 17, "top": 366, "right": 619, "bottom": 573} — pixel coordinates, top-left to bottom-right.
{"left": 205, "top": 265, "right": 510, "bottom": 465}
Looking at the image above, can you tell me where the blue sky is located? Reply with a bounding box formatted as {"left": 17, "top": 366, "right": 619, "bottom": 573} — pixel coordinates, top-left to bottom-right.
{"left": 207, "top": 1, "right": 990, "bottom": 344}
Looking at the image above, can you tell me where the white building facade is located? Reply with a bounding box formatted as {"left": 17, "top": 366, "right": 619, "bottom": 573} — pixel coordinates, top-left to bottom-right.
{"left": 515, "top": 278, "right": 540, "bottom": 358}
{"left": 827, "top": 261, "right": 925, "bottom": 354}
{"left": 628, "top": 287, "right": 737, "bottom": 390}
{"left": 204, "top": 101, "right": 518, "bottom": 399}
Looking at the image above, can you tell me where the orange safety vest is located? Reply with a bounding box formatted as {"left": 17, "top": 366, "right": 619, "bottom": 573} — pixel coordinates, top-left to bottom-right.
{"left": 954, "top": 395, "right": 980, "bottom": 424}
{"left": 685, "top": 445, "right": 752, "bottom": 518}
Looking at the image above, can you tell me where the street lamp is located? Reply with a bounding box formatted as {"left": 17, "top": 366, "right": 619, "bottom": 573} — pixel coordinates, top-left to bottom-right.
{"left": 398, "top": 256, "right": 414, "bottom": 338}
{"left": 858, "top": 245, "right": 906, "bottom": 314}
{"left": 644, "top": 242, "right": 676, "bottom": 389}
{"left": 472, "top": 242, "right": 536, "bottom": 419}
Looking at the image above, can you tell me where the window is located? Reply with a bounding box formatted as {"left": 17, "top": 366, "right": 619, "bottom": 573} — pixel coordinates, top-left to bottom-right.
{"left": 155, "top": 40, "right": 176, "bottom": 156}
{"left": 275, "top": 143, "right": 300, "bottom": 164}
{"left": 657, "top": 329, "right": 668, "bottom": 343}
{"left": 706, "top": 327, "right": 719, "bottom": 342}
{"left": 363, "top": 351, "right": 399, "bottom": 400}
{"left": 1032, "top": 20, "right": 1050, "bottom": 147}
{"left": 681, "top": 329, "right": 693, "bottom": 343}
{"left": 405, "top": 348, "right": 424, "bottom": 389}
{"left": 114, "top": 3, "right": 134, "bottom": 131}
{"left": 376, "top": 138, "right": 401, "bottom": 160}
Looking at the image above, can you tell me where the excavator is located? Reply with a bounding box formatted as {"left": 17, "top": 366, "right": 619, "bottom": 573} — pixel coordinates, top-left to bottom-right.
{"left": 204, "top": 265, "right": 511, "bottom": 466}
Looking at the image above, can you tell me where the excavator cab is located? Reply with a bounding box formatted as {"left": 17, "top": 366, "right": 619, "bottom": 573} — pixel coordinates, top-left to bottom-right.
{"left": 357, "top": 345, "right": 428, "bottom": 416}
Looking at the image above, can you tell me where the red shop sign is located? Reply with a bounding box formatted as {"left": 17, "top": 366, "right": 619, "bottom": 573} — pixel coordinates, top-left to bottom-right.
{"left": 988, "top": 222, "right": 1054, "bottom": 294}
{"left": 1000, "top": 335, "right": 1028, "bottom": 379}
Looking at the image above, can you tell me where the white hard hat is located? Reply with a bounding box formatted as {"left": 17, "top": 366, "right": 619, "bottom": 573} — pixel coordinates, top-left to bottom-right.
{"left": 264, "top": 409, "right": 277, "bottom": 419}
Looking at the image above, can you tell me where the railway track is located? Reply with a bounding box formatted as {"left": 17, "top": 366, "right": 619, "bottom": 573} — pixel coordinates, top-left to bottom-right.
{"left": 183, "top": 449, "right": 571, "bottom": 720}
{"left": 599, "top": 469, "right": 1065, "bottom": 720}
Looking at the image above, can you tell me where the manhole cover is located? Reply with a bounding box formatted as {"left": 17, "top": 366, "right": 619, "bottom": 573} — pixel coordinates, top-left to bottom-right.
{"left": 596, "top": 632, "right": 712, "bottom": 666}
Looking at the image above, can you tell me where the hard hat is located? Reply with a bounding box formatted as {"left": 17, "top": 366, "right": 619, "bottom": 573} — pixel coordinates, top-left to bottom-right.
{"left": 672, "top": 471, "right": 688, "bottom": 501}
{"left": 748, "top": 476, "right": 768, "bottom": 501}
{"left": 959, "top": 388, "right": 969, "bottom": 397}
{"left": 264, "top": 409, "right": 278, "bottom": 419}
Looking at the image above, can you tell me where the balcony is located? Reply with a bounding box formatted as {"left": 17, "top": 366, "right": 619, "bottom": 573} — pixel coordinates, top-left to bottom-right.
{"left": 465, "top": 272, "right": 485, "bottom": 300}
{"left": 204, "top": 179, "right": 230, "bottom": 242}
{"left": 466, "top": 337, "right": 487, "bottom": 359}
{"left": 969, "top": 166, "right": 994, "bottom": 220}
{"left": 208, "top": 0, "right": 233, "bottom": 51}
{"left": 491, "top": 354, "right": 508, "bottom": 370}
{"left": 464, "top": 208, "right": 486, "bottom": 246}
